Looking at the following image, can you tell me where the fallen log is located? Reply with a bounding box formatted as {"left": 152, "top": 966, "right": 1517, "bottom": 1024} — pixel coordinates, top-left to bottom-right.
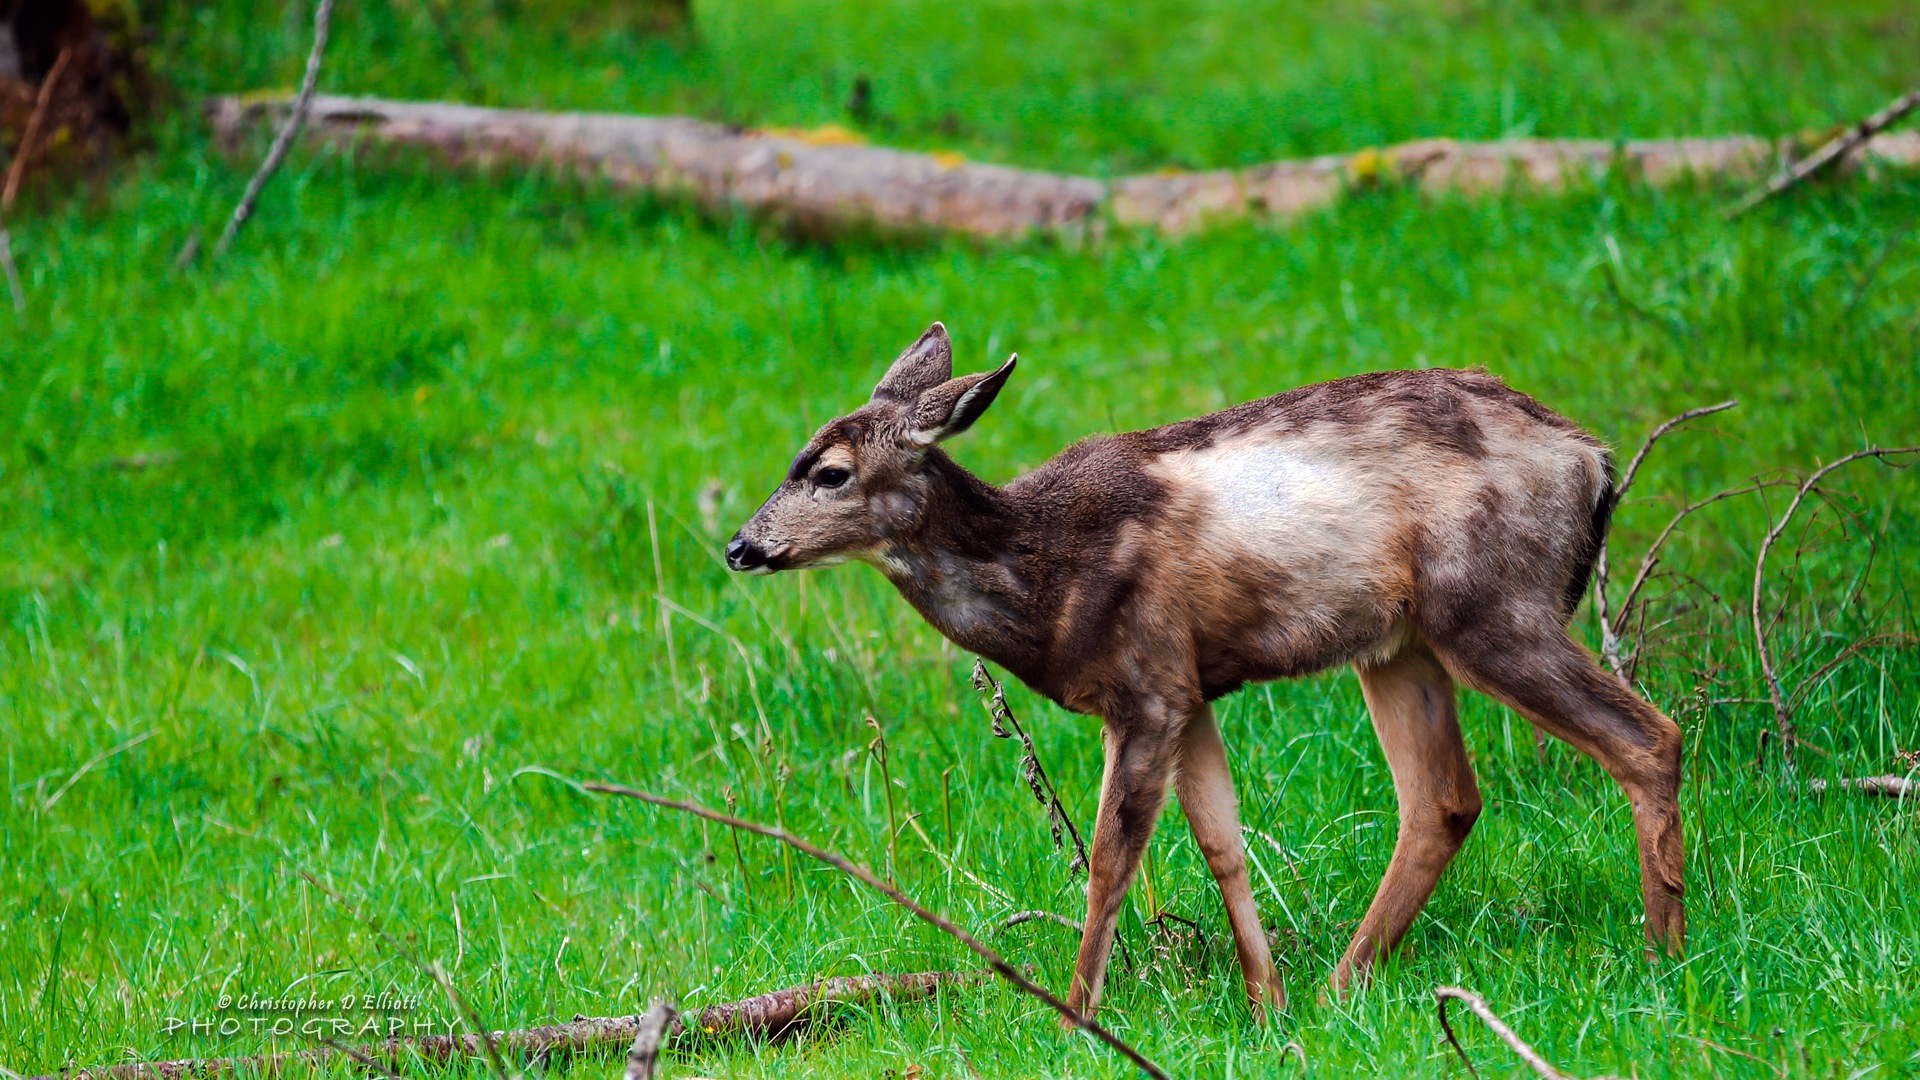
{"left": 32, "top": 971, "right": 978, "bottom": 1080}
{"left": 207, "top": 95, "right": 1920, "bottom": 237}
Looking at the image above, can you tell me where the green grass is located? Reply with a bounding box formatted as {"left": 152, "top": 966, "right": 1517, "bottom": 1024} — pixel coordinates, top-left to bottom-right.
{"left": 5, "top": 1, "right": 1920, "bottom": 1076}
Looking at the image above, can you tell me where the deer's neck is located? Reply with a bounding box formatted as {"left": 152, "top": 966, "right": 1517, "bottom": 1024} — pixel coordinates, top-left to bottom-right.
{"left": 873, "top": 451, "right": 1049, "bottom": 674}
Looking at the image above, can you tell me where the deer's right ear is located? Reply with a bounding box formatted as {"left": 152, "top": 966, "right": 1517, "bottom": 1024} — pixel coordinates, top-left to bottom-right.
{"left": 907, "top": 354, "right": 1017, "bottom": 447}
{"left": 873, "top": 322, "right": 954, "bottom": 402}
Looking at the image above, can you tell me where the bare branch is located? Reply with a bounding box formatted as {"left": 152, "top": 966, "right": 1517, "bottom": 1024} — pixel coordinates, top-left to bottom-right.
{"left": 1751, "top": 448, "right": 1920, "bottom": 758}
{"left": 1785, "top": 633, "right": 1919, "bottom": 714}
{"left": 1435, "top": 986, "right": 1625, "bottom": 1080}
{"left": 2, "top": 48, "right": 72, "bottom": 212}
{"left": 1613, "top": 401, "right": 1741, "bottom": 508}
{"left": 1592, "top": 399, "right": 1739, "bottom": 678}
{"left": 207, "top": 0, "right": 336, "bottom": 261}
{"left": 1731, "top": 88, "right": 1920, "bottom": 217}
{"left": 579, "top": 780, "right": 1169, "bottom": 1080}
{"left": 623, "top": 999, "right": 676, "bottom": 1080}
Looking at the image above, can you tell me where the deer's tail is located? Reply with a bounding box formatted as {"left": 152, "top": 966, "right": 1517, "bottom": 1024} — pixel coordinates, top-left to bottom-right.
{"left": 1563, "top": 449, "right": 1616, "bottom": 619}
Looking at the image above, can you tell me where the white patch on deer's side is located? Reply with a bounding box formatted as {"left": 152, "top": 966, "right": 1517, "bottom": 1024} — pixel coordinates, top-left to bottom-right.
{"left": 1154, "top": 437, "right": 1380, "bottom": 563}
{"left": 1148, "top": 432, "right": 1406, "bottom": 669}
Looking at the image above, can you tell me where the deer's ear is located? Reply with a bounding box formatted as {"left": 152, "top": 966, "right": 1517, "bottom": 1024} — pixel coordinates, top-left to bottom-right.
{"left": 908, "top": 355, "right": 1017, "bottom": 446}
{"left": 873, "top": 322, "right": 954, "bottom": 402}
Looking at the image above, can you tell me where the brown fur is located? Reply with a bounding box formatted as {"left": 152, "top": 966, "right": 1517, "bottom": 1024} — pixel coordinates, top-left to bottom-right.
{"left": 729, "top": 325, "right": 1685, "bottom": 1018}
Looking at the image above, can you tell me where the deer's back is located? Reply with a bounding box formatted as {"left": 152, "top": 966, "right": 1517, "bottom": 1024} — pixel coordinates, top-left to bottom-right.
{"left": 1013, "top": 368, "right": 1612, "bottom": 703}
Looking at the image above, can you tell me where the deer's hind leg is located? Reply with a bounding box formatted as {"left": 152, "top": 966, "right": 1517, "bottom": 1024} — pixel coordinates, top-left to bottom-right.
{"left": 1331, "top": 639, "right": 1482, "bottom": 996}
{"left": 1175, "top": 703, "right": 1286, "bottom": 1016}
{"left": 1430, "top": 620, "right": 1685, "bottom": 956}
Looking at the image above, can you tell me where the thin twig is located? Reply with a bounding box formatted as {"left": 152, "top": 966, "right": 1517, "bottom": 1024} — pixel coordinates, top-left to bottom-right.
{"left": 2, "top": 48, "right": 72, "bottom": 211}
{"left": 1435, "top": 987, "right": 1623, "bottom": 1080}
{"left": 623, "top": 999, "right": 676, "bottom": 1080}
{"left": 1670, "top": 1033, "right": 1786, "bottom": 1078}
{"left": 1845, "top": 216, "right": 1918, "bottom": 319}
{"left": 1731, "top": 88, "right": 1920, "bottom": 217}
{"left": 1785, "top": 633, "right": 1919, "bottom": 714}
{"left": 579, "top": 780, "right": 1169, "bottom": 1080}
{"left": 1612, "top": 401, "right": 1741, "bottom": 510}
{"left": 1592, "top": 400, "right": 1739, "bottom": 677}
{"left": 972, "top": 659, "right": 1089, "bottom": 875}
{"left": 996, "top": 910, "right": 1085, "bottom": 934}
{"left": 1751, "top": 448, "right": 1920, "bottom": 759}
{"left": 207, "top": 0, "right": 336, "bottom": 261}
{"left": 1, "top": 47, "right": 74, "bottom": 319}
{"left": 1606, "top": 479, "right": 1797, "bottom": 676}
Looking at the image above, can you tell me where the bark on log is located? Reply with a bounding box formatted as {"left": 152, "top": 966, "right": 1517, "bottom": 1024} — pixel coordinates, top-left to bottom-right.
{"left": 34, "top": 971, "right": 976, "bottom": 1080}
{"left": 206, "top": 95, "right": 1920, "bottom": 238}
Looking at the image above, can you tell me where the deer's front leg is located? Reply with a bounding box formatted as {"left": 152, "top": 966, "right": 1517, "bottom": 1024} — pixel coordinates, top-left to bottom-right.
{"left": 1066, "top": 713, "right": 1180, "bottom": 1021}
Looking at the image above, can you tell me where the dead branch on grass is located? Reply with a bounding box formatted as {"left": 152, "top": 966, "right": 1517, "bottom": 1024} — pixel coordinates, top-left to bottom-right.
{"left": 30, "top": 973, "right": 972, "bottom": 1080}
{"left": 973, "top": 659, "right": 1089, "bottom": 875}
{"left": 201, "top": 0, "right": 336, "bottom": 263}
{"left": 1434, "top": 986, "right": 1625, "bottom": 1080}
{"left": 623, "top": 1000, "right": 674, "bottom": 1080}
{"left": 1731, "top": 88, "right": 1920, "bottom": 217}
{"left": 578, "top": 779, "right": 1170, "bottom": 1080}
{"left": 1592, "top": 400, "right": 1739, "bottom": 678}
{"left": 0, "top": 46, "right": 72, "bottom": 317}
{"left": 1751, "top": 448, "right": 1920, "bottom": 760}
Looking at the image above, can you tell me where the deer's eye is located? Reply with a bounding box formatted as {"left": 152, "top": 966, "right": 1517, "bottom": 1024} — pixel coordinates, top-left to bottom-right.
{"left": 813, "top": 466, "right": 853, "bottom": 489}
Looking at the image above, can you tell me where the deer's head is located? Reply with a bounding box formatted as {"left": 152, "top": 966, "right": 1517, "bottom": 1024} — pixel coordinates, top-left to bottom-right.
{"left": 726, "top": 323, "right": 1016, "bottom": 574}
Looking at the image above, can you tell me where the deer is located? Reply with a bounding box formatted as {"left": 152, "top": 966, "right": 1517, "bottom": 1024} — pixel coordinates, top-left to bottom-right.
{"left": 725, "top": 323, "right": 1685, "bottom": 1020}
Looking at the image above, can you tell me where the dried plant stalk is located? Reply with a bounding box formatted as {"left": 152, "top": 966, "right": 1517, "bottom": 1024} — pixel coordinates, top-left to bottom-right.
{"left": 972, "top": 659, "right": 1089, "bottom": 874}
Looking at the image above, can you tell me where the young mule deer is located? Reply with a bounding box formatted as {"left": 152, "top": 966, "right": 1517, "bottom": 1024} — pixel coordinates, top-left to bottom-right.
{"left": 727, "top": 324, "right": 1685, "bottom": 1018}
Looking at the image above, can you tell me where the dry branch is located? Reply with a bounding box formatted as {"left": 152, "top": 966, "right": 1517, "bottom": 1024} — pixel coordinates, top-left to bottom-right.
{"left": 1731, "top": 88, "right": 1920, "bottom": 217}
{"left": 578, "top": 780, "right": 1170, "bottom": 1080}
{"left": 1751, "top": 448, "right": 1920, "bottom": 758}
{"left": 29, "top": 972, "right": 970, "bottom": 1080}
{"left": 1434, "top": 987, "right": 1624, "bottom": 1080}
{"left": 1, "top": 46, "right": 72, "bottom": 317}
{"left": 205, "top": 95, "right": 1920, "bottom": 238}
{"left": 622, "top": 1000, "right": 674, "bottom": 1080}
{"left": 2, "top": 47, "right": 71, "bottom": 210}
{"left": 205, "top": 0, "right": 336, "bottom": 262}
{"left": 1592, "top": 400, "right": 1738, "bottom": 678}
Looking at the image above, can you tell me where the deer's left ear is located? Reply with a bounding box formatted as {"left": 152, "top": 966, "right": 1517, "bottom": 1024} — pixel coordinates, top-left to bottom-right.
{"left": 908, "top": 354, "right": 1017, "bottom": 447}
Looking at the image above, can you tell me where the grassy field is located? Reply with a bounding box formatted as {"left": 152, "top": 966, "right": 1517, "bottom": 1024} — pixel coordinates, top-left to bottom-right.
{"left": 5, "top": 1, "right": 1920, "bottom": 1076}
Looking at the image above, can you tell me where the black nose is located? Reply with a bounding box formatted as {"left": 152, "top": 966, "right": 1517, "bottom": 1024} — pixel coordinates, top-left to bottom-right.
{"left": 726, "top": 535, "right": 768, "bottom": 571}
